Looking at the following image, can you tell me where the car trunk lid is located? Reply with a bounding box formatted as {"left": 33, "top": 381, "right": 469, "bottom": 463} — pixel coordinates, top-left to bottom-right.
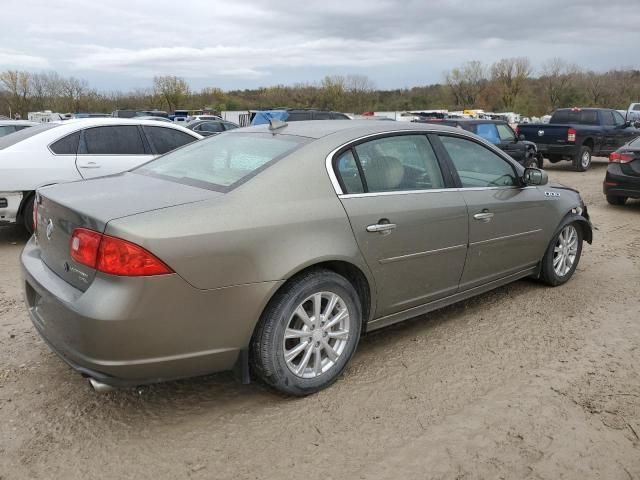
{"left": 35, "top": 173, "right": 220, "bottom": 291}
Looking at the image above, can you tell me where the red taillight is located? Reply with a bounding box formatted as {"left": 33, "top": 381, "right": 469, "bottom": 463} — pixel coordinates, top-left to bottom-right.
{"left": 70, "top": 228, "right": 102, "bottom": 268}
{"left": 609, "top": 151, "right": 634, "bottom": 163}
{"left": 567, "top": 128, "right": 576, "bottom": 142}
{"left": 70, "top": 228, "right": 173, "bottom": 277}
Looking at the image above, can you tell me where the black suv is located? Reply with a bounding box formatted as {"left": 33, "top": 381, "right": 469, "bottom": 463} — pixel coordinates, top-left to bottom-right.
{"left": 415, "top": 118, "right": 541, "bottom": 167}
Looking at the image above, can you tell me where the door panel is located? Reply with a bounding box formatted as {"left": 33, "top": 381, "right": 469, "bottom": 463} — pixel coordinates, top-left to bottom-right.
{"left": 459, "top": 187, "right": 549, "bottom": 290}
{"left": 77, "top": 125, "right": 153, "bottom": 179}
{"left": 341, "top": 192, "right": 468, "bottom": 317}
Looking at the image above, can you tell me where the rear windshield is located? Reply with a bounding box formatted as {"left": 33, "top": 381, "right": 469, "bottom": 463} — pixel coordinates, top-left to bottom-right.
{"left": 0, "top": 123, "right": 59, "bottom": 149}
{"left": 550, "top": 110, "right": 599, "bottom": 125}
{"left": 136, "top": 132, "right": 308, "bottom": 192}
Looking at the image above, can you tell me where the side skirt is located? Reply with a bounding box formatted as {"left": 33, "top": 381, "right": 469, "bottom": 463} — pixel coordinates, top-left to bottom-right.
{"left": 366, "top": 266, "right": 538, "bottom": 332}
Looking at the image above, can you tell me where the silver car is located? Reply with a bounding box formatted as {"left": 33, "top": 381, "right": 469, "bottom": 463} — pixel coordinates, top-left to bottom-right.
{"left": 22, "top": 121, "right": 592, "bottom": 395}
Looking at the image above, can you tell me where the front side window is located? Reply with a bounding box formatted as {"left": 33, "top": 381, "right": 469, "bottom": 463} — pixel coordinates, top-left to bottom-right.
{"left": 143, "top": 126, "right": 196, "bottom": 154}
{"left": 314, "top": 112, "right": 332, "bottom": 120}
{"left": 136, "top": 133, "right": 307, "bottom": 192}
{"left": 83, "top": 126, "right": 145, "bottom": 155}
{"left": 353, "top": 135, "right": 445, "bottom": 192}
{"left": 601, "top": 111, "right": 615, "bottom": 126}
{"left": 474, "top": 123, "right": 500, "bottom": 144}
{"left": 439, "top": 135, "right": 517, "bottom": 188}
{"left": 612, "top": 111, "right": 626, "bottom": 126}
{"left": 496, "top": 123, "right": 516, "bottom": 142}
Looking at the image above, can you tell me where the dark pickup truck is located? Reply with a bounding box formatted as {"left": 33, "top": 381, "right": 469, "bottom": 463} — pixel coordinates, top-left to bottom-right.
{"left": 518, "top": 108, "right": 640, "bottom": 171}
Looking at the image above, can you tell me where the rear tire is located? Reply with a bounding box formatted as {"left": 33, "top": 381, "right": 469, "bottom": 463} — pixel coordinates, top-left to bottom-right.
{"left": 573, "top": 146, "right": 592, "bottom": 172}
{"left": 251, "top": 269, "right": 362, "bottom": 396}
{"left": 22, "top": 194, "right": 35, "bottom": 234}
{"left": 540, "top": 223, "right": 583, "bottom": 287}
{"left": 606, "top": 195, "right": 627, "bottom": 206}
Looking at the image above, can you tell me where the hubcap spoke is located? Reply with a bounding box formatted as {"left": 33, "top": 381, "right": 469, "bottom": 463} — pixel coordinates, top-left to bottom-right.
{"left": 283, "top": 291, "right": 351, "bottom": 379}
{"left": 553, "top": 225, "right": 578, "bottom": 277}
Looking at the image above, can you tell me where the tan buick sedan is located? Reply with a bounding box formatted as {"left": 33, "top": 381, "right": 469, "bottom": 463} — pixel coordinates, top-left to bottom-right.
{"left": 22, "top": 121, "right": 592, "bottom": 395}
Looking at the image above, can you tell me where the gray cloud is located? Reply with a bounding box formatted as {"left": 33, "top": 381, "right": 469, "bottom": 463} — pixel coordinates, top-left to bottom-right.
{"left": 1, "top": 0, "right": 639, "bottom": 90}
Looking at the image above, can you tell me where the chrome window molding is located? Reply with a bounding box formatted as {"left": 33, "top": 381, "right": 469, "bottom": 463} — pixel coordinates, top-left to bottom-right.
{"left": 324, "top": 128, "right": 524, "bottom": 196}
{"left": 338, "top": 185, "right": 535, "bottom": 200}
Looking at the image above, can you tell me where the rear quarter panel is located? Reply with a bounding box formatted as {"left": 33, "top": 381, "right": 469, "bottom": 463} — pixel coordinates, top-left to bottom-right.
{"left": 105, "top": 138, "right": 375, "bottom": 293}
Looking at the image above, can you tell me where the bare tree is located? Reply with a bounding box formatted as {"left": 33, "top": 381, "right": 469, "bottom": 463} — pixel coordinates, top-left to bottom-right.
{"left": 491, "top": 57, "right": 532, "bottom": 110}
{"left": 540, "top": 58, "right": 581, "bottom": 110}
{"left": 0, "top": 70, "right": 31, "bottom": 117}
{"left": 445, "top": 60, "right": 487, "bottom": 108}
{"left": 153, "top": 75, "right": 189, "bottom": 112}
{"left": 345, "top": 74, "right": 376, "bottom": 112}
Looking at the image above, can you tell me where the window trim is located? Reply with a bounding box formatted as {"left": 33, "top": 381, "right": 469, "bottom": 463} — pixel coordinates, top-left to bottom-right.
{"left": 326, "top": 129, "right": 523, "bottom": 196}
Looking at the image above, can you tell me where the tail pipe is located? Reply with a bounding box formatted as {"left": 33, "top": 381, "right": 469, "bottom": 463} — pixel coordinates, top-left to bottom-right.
{"left": 89, "top": 377, "right": 115, "bottom": 393}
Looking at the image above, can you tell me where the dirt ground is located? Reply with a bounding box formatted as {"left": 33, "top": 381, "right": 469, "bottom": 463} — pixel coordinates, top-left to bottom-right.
{"left": 1, "top": 158, "right": 639, "bottom": 480}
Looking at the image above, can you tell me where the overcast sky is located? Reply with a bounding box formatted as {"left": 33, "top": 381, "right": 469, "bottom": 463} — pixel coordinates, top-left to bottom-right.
{"left": 1, "top": 0, "right": 638, "bottom": 91}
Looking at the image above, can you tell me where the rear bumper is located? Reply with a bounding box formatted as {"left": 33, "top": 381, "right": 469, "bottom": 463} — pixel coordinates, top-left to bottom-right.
{"left": 536, "top": 144, "right": 575, "bottom": 158}
{"left": 0, "top": 191, "right": 22, "bottom": 224}
{"left": 603, "top": 164, "right": 640, "bottom": 198}
{"left": 21, "top": 237, "right": 282, "bottom": 386}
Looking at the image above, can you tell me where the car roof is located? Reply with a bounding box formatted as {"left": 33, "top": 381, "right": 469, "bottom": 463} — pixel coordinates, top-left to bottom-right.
{"left": 418, "top": 118, "right": 507, "bottom": 125}
{"left": 229, "top": 119, "right": 470, "bottom": 140}
{"left": 0, "top": 117, "right": 202, "bottom": 151}
{"left": 0, "top": 120, "right": 39, "bottom": 126}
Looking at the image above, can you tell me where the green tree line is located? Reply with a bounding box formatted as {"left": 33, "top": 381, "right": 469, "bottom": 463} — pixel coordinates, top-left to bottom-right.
{"left": 1, "top": 57, "right": 639, "bottom": 118}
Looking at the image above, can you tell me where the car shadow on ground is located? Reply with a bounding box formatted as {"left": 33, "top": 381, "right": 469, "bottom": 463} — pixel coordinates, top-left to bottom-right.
{"left": 0, "top": 225, "right": 30, "bottom": 244}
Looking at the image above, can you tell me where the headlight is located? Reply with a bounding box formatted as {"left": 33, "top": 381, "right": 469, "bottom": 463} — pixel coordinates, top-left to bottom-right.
{"left": 571, "top": 206, "right": 583, "bottom": 216}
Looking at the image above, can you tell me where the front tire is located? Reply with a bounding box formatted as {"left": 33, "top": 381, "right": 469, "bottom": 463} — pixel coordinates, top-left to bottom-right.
{"left": 251, "top": 269, "right": 362, "bottom": 396}
{"left": 606, "top": 195, "right": 627, "bottom": 206}
{"left": 573, "top": 146, "right": 592, "bottom": 172}
{"left": 540, "top": 223, "right": 583, "bottom": 286}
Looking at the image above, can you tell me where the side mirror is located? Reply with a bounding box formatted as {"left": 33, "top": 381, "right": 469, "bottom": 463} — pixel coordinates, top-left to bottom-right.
{"left": 518, "top": 133, "right": 526, "bottom": 141}
{"left": 522, "top": 167, "right": 548, "bottom": 186}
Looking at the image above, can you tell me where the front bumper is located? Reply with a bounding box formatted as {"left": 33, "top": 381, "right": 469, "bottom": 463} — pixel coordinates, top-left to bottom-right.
{"left": 22, "top": 237, "right": 281, "bottom": 386}
{"left": 0, "top": 191, "right": 22, "bottom": 224}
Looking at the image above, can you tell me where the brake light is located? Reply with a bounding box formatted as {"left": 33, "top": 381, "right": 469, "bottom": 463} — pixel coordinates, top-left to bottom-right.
{"left": 567, "top": 128, "right": 576, "bottom": 142}
{"left": 609, "top": 151, "right": 634, "bottom": 163}
{"left": 70, "top": 228, "right": 173, "bottom": 276}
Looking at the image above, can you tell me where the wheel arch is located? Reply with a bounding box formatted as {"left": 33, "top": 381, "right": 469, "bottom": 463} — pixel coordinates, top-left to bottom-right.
{"left": 555, "top": 210, "right": 593, "bottom": 245}
{"left": 582, "top": 137, "right": 594, "bottom": 150}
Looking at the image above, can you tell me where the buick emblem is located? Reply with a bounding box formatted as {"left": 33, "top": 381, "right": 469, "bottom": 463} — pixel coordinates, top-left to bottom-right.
{"left": 46, "top": 219, "right": 54, "bottom": 240}
{"left": 538, "top": 129, "right": 544, "bottom": 137}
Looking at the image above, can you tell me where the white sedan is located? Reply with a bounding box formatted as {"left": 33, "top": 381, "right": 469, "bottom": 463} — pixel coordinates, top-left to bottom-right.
{"left": 0, "top": 118, "right": 203, "bottom": 232}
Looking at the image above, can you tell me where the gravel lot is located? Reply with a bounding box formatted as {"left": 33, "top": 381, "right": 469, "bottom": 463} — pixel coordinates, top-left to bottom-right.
{"left": 1, "top": 158, "right": 639, "bottom": 479}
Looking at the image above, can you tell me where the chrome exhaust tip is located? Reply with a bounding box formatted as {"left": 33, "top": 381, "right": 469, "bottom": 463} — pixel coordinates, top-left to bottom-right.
{"left": 89, "top": 377, "right": 115, "bottom": 393}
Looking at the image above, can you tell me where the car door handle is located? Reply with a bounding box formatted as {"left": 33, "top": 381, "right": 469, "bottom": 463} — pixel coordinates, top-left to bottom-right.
{"left": 78, "top": 161, "right": 100, "bottom": 168}
{"left": 473, "top": 212, "right": 494, "bottom": 222}
{"left": 366, "top": 223, "right": 397, "bottom": 233}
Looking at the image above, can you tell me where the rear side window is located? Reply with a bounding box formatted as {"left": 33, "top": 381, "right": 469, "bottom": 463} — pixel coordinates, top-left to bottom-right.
{"left": 136, "top": 133, "right": 308, "bottom": 192}
{"left": 222, "top": 122, "right": 239, "bottom": 130}
{"left": 352, "top": 135, "right": 445, "bottom": 192}
{"left": 552, "top": 109, "right": 598, "bottom": 125}
{"left": 633, "top": 104, "right": 640, "bottom": 111}
{"left": 314, "top": 112, "right": 332, "bottom": 120}
{"left": 439, "top": 135, "right": 517, "bottom": 188}
{"left": 332, "top": 113, "right": 350, "bottom": 120}
{"left": 286, "top": 112, "right": 311, "bottom": 121}
{"left": 496, "top": 124, "right": 516, "bottom": 142}
{"left": 601, "top": 111, "right": 615, "bottom": 126}
{"left": 83, "top": 126, "right": 145, "bottom": 155}
{"left": 50, "top": 131, "right": 80, "bottom": 154}
{"left": 199, "top": 122, "right": 224, "bottom": 133}
{"left": 143, "top": 126, "right": 196, "bottom": 154}
{"left": 335, "top": 150, "right": 364, "bottom": 194}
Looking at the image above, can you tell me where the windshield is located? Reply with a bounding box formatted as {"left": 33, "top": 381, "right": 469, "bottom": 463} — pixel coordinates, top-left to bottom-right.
{"left": 136, "top": 132, "right": 308, "bottom": 192}
{"left": 0, "top": 123, "right": 59, "bottom": 149}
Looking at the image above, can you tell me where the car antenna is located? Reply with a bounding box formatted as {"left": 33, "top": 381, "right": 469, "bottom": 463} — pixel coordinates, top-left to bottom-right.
{"left": 269, "top": 118, "right": 287, "bottom": 130}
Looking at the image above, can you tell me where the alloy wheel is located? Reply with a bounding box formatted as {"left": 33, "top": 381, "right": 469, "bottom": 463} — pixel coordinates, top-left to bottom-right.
{"left": 553, "top": 225, "right": 579, "bottom": 277}
{"left": 282, "top": 292, "right": 350, "bottom": 378}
